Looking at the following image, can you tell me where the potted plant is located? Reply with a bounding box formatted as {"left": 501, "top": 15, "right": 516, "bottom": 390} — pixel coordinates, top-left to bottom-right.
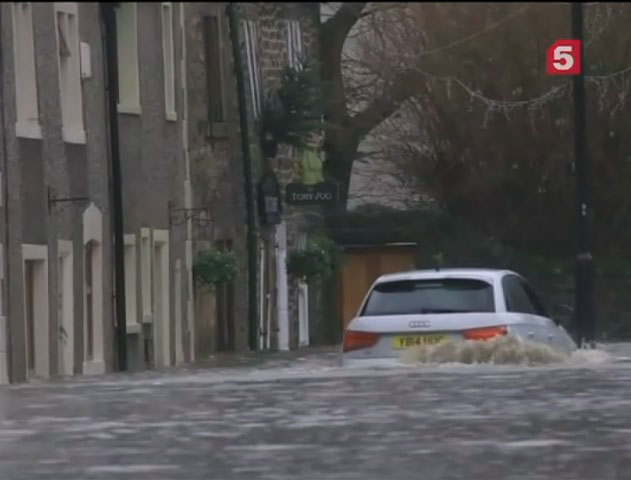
{"left": 286, "top": 235, "right": 343, "bottom": 283}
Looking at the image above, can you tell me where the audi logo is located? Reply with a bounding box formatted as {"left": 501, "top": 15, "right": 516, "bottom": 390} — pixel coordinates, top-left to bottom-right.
{"left": 409, "top": 320, "right": 431, "bottom": 328}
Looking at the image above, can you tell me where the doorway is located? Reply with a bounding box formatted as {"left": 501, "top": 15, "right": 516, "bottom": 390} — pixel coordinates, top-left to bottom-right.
{"left": 215, "top": 239, "right": 235, "bottom": 352}
{"left": 82, "top": 203, "right": 105, "bottom": 375}
{"left": 22, "top": 245, "right": 49, "bottom": 380}
{"left": 57, "top": 240, "right": 74, "bottom": 376}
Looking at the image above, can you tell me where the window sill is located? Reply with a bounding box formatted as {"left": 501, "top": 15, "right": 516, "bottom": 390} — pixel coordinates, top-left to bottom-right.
{"left": 126, "top": 323, "right": 141, "bottom": 334}
{"left": 63, "top": 127, "right": 86, "bottom": 145}
{"left": 15, "top": 121, "right": 42, "bottom": 140}
{"left": 118, "top": 104, "right": 142, "bottom": 115}
{"left": 166, "top": 110, "right": 177, "bottom": 122}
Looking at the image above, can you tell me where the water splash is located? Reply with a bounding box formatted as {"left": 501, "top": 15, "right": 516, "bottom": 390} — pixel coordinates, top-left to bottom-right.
{"left": 399, "top": 336, "right": 614, "bottom": 367}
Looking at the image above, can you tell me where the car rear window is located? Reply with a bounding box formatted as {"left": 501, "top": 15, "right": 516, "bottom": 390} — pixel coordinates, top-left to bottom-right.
{"left": 360, "top": 278, "right": 495, "bottom": 316}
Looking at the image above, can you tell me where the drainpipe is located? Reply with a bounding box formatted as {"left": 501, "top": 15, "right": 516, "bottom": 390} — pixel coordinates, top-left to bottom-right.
{"left": 227, "top": 3, "right": 259, "bottom": 352}
{"left": 100, "top": 3, "right": 127, "bottom": 371}
{"left": 0, "top": 5, "right": 12, "bottom": 383}
{"left": 178, "top": 3, "right": 195, "bottom": 362}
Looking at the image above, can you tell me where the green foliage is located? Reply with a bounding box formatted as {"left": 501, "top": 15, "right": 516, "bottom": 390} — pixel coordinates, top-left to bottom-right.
{"left": 259, "top": 59, "right": 323, "bottom": 150}
{"left": 286, "top": 235, "right": 344, "bottom": 283}
{"left": 193, "top": 248, "right": 238, "bottom": 289}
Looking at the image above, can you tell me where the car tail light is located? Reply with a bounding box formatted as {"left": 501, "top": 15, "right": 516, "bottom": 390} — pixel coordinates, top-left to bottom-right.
{"left": 343, "top": 331, "right": 379, "bottom": 352}
{"left": 463, "top": 325, "right": 508, "bottom": 341}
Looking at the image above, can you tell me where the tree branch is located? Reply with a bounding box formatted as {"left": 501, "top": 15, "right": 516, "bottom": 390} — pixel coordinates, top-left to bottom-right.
{"left": 321, "top": 2, "right": 368, "bottom": 41}
{"left": 349, "top": 69, "right": 421, "bottom": 139}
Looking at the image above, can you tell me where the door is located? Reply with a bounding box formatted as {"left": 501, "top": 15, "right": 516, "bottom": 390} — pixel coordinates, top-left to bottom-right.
{"left": 275, "top": 225, "right": 289, "bottom": 350}
{"left": 22, "top": 246, "right": 50, "bottom": 380}
{"left": 25, "top": 261, "right": 35, "bottom": 376}
{"left": 339, "top": 246, "right": 417, "bottom": 331}
{"left": 298, "top": 282, "right": 309, "bottom": 347}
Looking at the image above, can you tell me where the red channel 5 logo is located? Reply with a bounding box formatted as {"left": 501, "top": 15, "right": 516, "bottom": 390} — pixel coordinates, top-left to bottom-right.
{"left": 546, "top": 39, "right": 581, "bottom": 75}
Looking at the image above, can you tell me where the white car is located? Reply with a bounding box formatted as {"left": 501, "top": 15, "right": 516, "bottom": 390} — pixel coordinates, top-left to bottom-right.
{"left": 341, "top": 268, "right": 577, "bottom": 366}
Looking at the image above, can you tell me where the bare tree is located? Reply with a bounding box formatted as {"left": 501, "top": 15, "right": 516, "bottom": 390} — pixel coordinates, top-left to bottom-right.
{"left": 320, "top": 2, "right": 423, "bottom": 206}
{"left": 357, "top": 2, "right": 631, "bottom": 254}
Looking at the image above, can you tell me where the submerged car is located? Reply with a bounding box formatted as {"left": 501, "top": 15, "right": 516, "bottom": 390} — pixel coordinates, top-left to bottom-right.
{"left": 342, "top": 268, "right": 577, "bottom": 366}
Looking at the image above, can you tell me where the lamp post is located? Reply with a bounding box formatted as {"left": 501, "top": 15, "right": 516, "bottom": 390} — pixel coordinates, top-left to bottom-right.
{"left": 571, "top": 2, "right": 596, "bottom": 347}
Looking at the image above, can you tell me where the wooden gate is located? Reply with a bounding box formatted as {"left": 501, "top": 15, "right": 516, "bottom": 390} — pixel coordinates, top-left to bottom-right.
{"left": 338, "top": 244, "right": 417, "bottom": 331}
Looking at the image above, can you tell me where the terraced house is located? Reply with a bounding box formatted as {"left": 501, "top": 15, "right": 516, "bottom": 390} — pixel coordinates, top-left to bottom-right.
{"left": 0, "top": 2, "right": 321, "bottom": 384}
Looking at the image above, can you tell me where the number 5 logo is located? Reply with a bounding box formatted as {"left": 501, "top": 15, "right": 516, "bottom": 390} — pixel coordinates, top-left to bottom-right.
{"left": 546, "top": 39, "right": 581, "bottom": 75}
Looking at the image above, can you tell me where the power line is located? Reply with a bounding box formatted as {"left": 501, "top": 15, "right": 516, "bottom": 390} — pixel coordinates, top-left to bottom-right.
{"left": 393, "top": 4, "right": 534, "bottom": 60}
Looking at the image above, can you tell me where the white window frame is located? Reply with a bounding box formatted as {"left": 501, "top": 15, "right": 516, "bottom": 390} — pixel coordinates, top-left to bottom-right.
{"left": 140, "top": 228, "right": 152, "bottom": 323}
{"left": 152, "top": 229, "right": 170, "bottom": 368}
{"left": 242, "top": 19, "right": 262, "bottom": 119}
{"left": 115, "top": 2, "right": 141, "bottom": 115}
{"left": 124, "top": 234, "right": 139, "bottom": 331}
{"left": 82, "top": 203, "right": 104, "bottom": 375}
{"left": 54, "top": 2, "right": 85, "bottom": 144}
{"left": 286, "top": 19, "right": 303, "bottom": 70}
{"left": 12, "top": 2, "right": 41, "bottom": 139}
{"left": 57, "top": 239, "right": 74, "bottom": 377}
{"left": 161, "top": 2, "right": 176, "bottom": 121}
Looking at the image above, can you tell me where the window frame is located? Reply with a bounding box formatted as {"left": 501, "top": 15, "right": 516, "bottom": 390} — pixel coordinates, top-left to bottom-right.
{"left": 161, "top": 2, "right": 176, "bottom": 121}
{"left": 12, "top": 2, "right": 41, "bottom": 139}
{"left": 124, "top": 234, "right": 139, "bottom": 328}
{"left": 54, "top": 2, "right": 85, "bottom": 144}
{"left": 203, "top": 13, "right": 229, "bottom": 136}
{"left": 241, "top": 19, "right": 262, "bottom": 119}
{"left": 115, "top": 2, "right": 141, "bottom": 115}
{"left": 286, "top": 19, "right": 303, "bottom": 70}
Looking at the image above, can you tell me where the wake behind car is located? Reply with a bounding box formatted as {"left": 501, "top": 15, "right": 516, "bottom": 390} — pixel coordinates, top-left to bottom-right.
{"left": 341, "top": 268, "right": 577, "bottom": 366}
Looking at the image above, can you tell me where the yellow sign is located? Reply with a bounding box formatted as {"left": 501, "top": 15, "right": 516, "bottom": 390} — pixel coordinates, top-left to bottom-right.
{"left": 392, "top": 335, "right": 448, "bottom": 350}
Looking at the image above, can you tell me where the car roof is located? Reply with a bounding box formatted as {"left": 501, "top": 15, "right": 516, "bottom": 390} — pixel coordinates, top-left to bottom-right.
{"left": 374, "top": 268, "right": 517, "bottom": 284}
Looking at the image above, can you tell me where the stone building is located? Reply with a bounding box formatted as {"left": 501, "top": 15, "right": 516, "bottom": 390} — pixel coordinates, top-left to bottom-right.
{"left": 184, "top": 2, "right": 321, "bottom": 354}
{"left": 0, "top": 3, "right": 114, "bottom": 382}
{"left": 0, "top": 2, "right": 321, "bottom": 385}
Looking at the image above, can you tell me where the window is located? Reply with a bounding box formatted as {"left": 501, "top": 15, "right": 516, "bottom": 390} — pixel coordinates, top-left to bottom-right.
{"left": 161, "top": 3, "right": 176, "bottom": 121}
{"left": 204, "top": 14, "right": 225, "bottom": 125}
{"left": 242, "top": 19, "right": 261, "bottom": 118}
{"left": 12, "top": 2, "right": 41, "bottom": 139}
{"left": 124, "top": 235, "right": 138, "bottom": 326}
{"left": 502, "top": 275, "right": 547, "bottom": 317}
{"left": 286, "top": 19, "right": 303, "bottom": 69}
{"left": 54, "top": 3, "right": 85, "bottom": 144}
{"left": 115, "top": 3, "right": 140, "bottom": 114}
{"left": 361, "top": 278, "right": 495, "bottom": 317}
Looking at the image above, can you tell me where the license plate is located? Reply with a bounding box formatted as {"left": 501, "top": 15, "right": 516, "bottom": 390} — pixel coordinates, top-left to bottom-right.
{"left": 392, "top": 335, "right": 448, "bottom": 349}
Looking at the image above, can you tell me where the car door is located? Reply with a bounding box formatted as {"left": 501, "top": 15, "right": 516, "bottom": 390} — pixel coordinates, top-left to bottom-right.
{"left": 502, "top": 274, "right": 550, "bottom": 344}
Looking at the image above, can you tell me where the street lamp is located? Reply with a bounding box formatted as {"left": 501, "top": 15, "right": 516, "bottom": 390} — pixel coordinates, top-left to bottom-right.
{"left": 256, "top": 162, "right": 283, "bottom": 226}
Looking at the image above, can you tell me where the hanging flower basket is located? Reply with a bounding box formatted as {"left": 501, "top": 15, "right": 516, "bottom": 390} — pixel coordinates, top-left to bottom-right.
{"left": 286, "top": 235, "right": 344, "bottom": 283}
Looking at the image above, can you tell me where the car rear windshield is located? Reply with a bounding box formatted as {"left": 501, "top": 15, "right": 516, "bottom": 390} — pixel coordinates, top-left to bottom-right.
{"left": 360, "top": 278, "right": 495, "bottom": 316}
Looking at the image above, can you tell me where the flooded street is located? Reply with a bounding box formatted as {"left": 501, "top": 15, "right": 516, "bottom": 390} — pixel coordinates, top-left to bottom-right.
{"left": 0, "top": 344, "right": 630, "bottom": 480}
